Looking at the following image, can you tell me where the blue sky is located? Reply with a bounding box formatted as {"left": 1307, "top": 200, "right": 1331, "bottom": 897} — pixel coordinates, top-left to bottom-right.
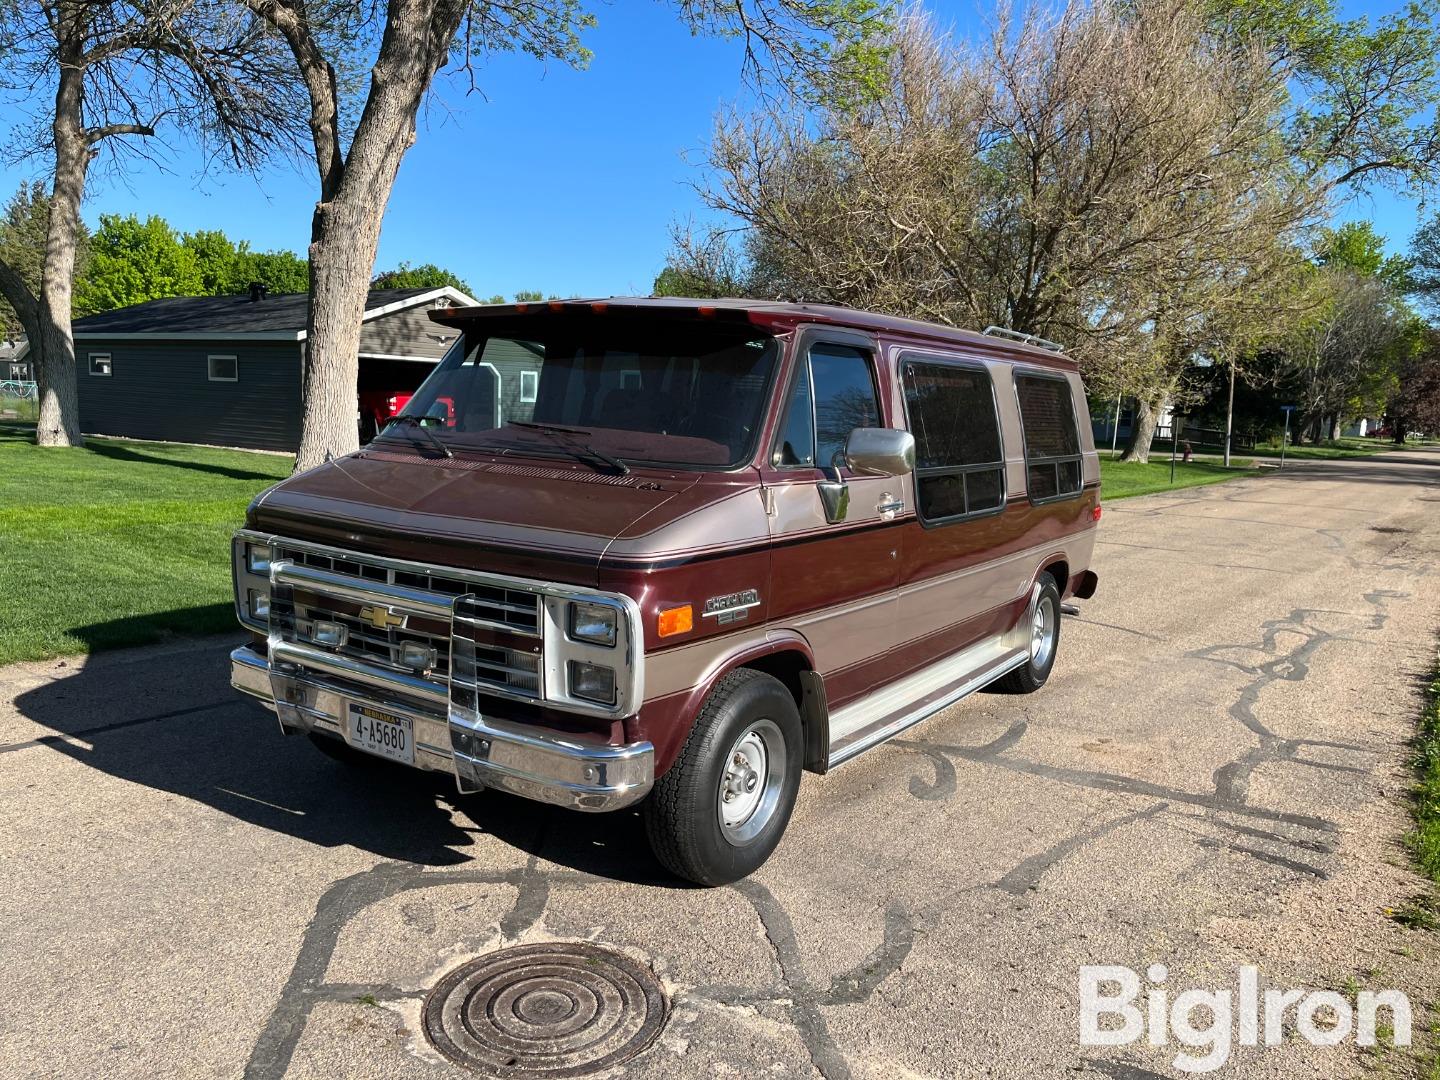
{"left": 0, "top": 1, "right": 1422, "bottom": 300}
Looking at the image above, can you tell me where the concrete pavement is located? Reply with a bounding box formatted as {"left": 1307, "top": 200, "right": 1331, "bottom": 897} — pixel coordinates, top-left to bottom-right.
{"left": 3, "top": 450, "right": 1440, "bottom": 1079}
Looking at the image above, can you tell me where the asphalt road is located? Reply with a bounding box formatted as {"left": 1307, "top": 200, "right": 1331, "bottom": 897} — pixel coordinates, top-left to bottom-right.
{"left": 4, "top": 450, "right": 1440, "bottom": 1080}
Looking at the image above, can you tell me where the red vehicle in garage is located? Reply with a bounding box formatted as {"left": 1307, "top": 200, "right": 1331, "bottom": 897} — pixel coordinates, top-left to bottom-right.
{"left": 232, "top": 298, "right": 1100, "bottom": 884}
{"left": 358, "top": 390, "right": 455, "bottom": 441}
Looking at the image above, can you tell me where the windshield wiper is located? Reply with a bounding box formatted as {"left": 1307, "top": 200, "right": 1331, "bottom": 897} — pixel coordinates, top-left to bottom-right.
{"left": 508, "top": 421, "right": 630, "bottom": 475}
{"left": 385, "top": 415, "right": 453, "bottom": 458}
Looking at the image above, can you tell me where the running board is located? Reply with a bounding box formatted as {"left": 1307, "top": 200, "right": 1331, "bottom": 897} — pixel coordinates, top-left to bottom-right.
{"left": 826, "top": 637, "right": 1028, "bottom": 769}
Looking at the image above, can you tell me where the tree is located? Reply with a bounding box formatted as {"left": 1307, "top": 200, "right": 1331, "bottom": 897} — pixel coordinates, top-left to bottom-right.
{"left": 372, "top": 261, "right": 474, "bottom": 296}
{"left": 74, "top": 215, "right": 204, "bottom": 315}
{"left": 0, "top": 0, "right": 307, "bottom": 446}
{"left": 680, "top": 1, "right": 1323, "bottom": 461}
{"left": 183, "top": 229, "right": 309, "bottom": 295}
{"left": 245, "top": 0, "right": 892, "bottom": 471}
{"left": 1389, "top": 330, "right": 1440, "bottom": 438}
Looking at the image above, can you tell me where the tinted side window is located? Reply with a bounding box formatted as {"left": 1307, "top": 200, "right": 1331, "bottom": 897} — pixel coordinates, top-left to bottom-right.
{"left": 775, "top": 358, "right": 815, "bottom": 466}
{"left": 774, "top": 344, "right": 880, "bottom": 468}
{"left": 1016, "top": 374, "right": 1082, "bottom": 502}
{"left": 812, "top": 344, "right": 880, "bottom": 467}
{"left": 903, "top": 360, "right": 1005, "bottom": 521}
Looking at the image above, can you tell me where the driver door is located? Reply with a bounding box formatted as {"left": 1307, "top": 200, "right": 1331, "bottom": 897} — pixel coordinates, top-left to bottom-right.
{"left": 760, "top": 334, "right": 902, "bottom": 710}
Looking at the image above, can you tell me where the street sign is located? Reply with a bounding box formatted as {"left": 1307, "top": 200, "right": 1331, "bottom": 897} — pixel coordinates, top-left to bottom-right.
{"left": 1280, "top": 405, "right": 1297, "bottom": 412}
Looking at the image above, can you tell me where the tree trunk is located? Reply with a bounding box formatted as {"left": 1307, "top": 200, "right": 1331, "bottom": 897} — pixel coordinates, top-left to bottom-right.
{"left": 295, "top": 194, "right": 388, "bottom": 470}
{"left": 1119, "top": 393, "right": 1166, "bottom": 463}
{"left": 1223, "top": 362, "right": 1235, "bottom": 468}
{"left": 1328, "top": 415, "right": 1341, "bottom": 441}
{"left": 34, "top": 42, "right": 88, "bottom": 447}
{"left": 290, "top": 0, "right": 466, "bottom": 472}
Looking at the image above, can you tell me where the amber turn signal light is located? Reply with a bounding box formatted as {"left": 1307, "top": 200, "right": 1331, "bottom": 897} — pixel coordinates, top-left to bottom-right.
{"left": 657, "top": 605, "right": 694, "bottom": 637}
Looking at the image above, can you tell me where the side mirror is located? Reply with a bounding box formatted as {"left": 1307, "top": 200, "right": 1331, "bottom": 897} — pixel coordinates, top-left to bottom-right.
{"left": 817, "top": 427, "right": 916, "bottom": 525}
{"left": 844, "top": 427, "right": 916, "bottom": 477}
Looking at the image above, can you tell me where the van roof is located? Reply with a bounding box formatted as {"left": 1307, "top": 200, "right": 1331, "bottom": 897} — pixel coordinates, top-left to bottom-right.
{"left": 429, "top": 296, "right": 1078, "bottom": 370}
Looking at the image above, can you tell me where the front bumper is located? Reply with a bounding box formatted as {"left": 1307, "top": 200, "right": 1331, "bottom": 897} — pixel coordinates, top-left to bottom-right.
{"left": 232, "top": 645, "right": 654, "bottom": 811}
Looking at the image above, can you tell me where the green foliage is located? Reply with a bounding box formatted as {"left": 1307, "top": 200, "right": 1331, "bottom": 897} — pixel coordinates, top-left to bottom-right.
{"left": 1316, "top": 222, "right": 1411, "bottom": 289}
{"left": 1207, "top": 0, "right": 1440, "bottom": 195}
{"left": 73, "top": 215, "right": 204, "bottom": 316}
{"left": 72, "top": 215, "right": 310, "bottom": 315}
{"left": 675, "top": 0, "right": 894, "bottom": 107}
{"left": 371, "top": 261, "right": 473, "bottom": 297}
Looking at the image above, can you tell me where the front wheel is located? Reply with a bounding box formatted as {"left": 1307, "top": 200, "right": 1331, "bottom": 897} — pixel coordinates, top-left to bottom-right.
{"left": 643, "top": 669, "right": 803, "bottom": 886}
{"left": 993, "top": 572, "right": 1061, "bottom": 694}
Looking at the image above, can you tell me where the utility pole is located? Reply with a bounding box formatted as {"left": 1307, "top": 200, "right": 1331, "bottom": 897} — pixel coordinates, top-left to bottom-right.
{"left": 1280, "top": 405, "right": 1294, "bottom": 468}
{"left": 1111, "top": 393, "right": 1121, "bottom": 459}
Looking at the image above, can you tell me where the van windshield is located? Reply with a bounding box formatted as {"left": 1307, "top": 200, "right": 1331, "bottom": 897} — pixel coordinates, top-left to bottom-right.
{"left": 384, "top": 322, "right": 779, "bottom": 469}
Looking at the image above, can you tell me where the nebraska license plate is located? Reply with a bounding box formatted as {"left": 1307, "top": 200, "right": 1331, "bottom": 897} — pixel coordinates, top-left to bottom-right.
{"left": 345, "top": 703, "right": 415, "bottom": 765}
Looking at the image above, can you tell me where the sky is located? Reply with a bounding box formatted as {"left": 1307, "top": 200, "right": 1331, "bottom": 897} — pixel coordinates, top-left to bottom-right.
{"left": 0, "top": 0, "right": 1422, "bottom": 301}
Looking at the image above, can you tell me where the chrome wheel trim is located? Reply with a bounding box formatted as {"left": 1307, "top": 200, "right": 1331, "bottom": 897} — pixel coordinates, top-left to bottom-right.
{"left": 1030, "top": 589, "right": 1056, "bottom": 670}
{"left": 717, "top": 718, "right": 786, "bottom": 846}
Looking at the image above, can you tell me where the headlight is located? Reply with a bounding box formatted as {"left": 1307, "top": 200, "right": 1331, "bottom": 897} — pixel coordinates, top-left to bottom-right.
{"left": 247, "top": 543, "right": 272, "bottom": 574}
{"left": 568, "top": 661, "right": 616, "bottom": 705}
{"left": 568, "top": 601, "right": 617, "bottom": 647}
{"left": 248, "top": 588, "right": 270, "bottom": 620}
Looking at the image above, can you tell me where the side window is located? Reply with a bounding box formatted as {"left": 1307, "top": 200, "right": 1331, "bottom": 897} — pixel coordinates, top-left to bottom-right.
{"left": 1016, "top": 373, "right": 1082, "bottom": 502}
{"left": 773, "top": 343, "right": 880, "bottom": 469}
{"left": 902, "top": 360, "right": 1005, "bottom": 522}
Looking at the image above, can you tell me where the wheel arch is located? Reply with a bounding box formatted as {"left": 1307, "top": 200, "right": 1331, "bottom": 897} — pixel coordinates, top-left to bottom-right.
{"left": 647, "top": 632, "right": 830, "bottom": 778}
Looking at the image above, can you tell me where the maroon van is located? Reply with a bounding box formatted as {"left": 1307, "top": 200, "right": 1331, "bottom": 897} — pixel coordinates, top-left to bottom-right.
{"left": 231, "top": 299, "right": 1099, "bottom": 884}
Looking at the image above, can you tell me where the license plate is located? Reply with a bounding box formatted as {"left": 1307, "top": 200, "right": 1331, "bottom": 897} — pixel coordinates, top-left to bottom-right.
{"left": 345, "top": 703, "right": 414, "bottom": 765}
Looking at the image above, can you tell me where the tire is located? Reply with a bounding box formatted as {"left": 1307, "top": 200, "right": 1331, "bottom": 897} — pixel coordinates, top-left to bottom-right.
{"left": 993, "top": 572, "right": 1061, "bottom": 694}
{"left": 644, "top": 669, "right": 804, "bottom": 886}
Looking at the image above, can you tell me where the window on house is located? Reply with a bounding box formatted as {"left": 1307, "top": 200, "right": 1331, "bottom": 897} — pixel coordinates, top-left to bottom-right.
{"left": 774, "top": 343, "right": 881, "bottom": 468}
{"left": 208, "top": 355, "right": 239, "bottom": 382}
{"left": 1016, "top": 373, "right": 1082, "bottom": 502}
{"left": 89, "top": 353, "right": 112, "bottom": 377}
{"left": 902, "top": 360, "right": 1005, "bottom": 522}
{"left": 519, "top": 369, "right": 538, "bottom": 404}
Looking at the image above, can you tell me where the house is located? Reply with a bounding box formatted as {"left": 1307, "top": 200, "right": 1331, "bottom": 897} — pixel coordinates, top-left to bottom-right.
{"left": 1, "top": 339, "right": 30, "bottom": 382}
{"left": 58, "top": 284, "right": 477, "bottom": 451}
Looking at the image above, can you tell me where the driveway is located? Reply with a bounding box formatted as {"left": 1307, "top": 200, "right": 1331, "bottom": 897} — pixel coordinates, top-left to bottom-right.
{"left": 3, "top": 450, "right": 1440, "bottom": 1079}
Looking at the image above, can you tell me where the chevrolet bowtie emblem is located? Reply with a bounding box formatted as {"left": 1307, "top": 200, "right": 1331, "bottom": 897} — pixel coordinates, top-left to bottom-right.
{"left": 359, "top": 605, "right": 406, "bottom": 630}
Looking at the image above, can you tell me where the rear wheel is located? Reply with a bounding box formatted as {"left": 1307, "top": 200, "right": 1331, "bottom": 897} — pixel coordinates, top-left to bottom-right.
{"left": 644, "top": 669, "right": 803, "bottom": 886}
{"left": 993, "top": 573, "right": 1061, "bottom": 694}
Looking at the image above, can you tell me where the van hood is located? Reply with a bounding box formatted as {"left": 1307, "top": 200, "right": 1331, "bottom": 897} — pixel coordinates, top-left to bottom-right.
{"left": 246, "top": 446, "right": 709, "bottom": 585}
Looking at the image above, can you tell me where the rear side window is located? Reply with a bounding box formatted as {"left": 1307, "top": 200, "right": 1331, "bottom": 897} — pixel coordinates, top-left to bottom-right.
{"left": 902, "top": 360, "right": 1005, "bottom": 522}
{"left": 774, "top": 343, "right": 880, "bottom": 469}
{"left": 1016, "top": 373, "right": 1082, "bottom": 502}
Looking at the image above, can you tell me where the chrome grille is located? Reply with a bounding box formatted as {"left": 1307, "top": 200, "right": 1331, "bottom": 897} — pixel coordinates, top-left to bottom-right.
{"left": 451, "top": 595, "right": 544, "bottom": 704}
{"left": 292, "top": 603, "right": 453, "bottom": 678}
{"left": 281, "top": 544, "right": 473, "bottom": 597}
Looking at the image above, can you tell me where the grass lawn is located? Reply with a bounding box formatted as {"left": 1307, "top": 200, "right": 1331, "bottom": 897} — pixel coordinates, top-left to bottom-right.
{"left": 0, "top": 423, "right": 290, "bottom": 665}
{"left": 1247, "top": 436, "right": 1399, "bottom": 460}
{"left": 1098, "top": 457, "right": 1258, "bottom": 500}
{"left": 0, "top": 421, "right": 1265, "bottom": 666}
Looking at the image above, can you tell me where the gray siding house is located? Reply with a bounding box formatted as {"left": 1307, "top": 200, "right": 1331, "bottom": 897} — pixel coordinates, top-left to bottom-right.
{"left": 66, "top": 285, "right": 475, "bottom": 452}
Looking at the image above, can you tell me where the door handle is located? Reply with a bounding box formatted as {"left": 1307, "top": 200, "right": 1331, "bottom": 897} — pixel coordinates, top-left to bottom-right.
{"left": 877, "top": 494, "right": 904, "bottom": 519}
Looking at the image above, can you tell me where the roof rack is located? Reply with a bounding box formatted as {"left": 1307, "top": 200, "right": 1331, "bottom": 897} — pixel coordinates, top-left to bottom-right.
{"left": 982, "top": 325, "right": 1065, "bottom": 353}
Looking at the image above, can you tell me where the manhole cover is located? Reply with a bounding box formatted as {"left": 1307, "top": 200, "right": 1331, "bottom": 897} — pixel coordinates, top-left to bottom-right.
{"left": 423, "top": 942, "right": 668, "bottom": 1077}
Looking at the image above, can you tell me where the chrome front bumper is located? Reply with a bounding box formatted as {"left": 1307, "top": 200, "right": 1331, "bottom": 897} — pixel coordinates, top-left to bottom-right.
{"left": 231, "top": 645, "right": 654, "bottom": 811}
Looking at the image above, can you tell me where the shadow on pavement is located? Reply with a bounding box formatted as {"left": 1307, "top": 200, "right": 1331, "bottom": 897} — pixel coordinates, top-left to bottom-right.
{"left": 9, "top": 628, "right": 670, "bottom": 884}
